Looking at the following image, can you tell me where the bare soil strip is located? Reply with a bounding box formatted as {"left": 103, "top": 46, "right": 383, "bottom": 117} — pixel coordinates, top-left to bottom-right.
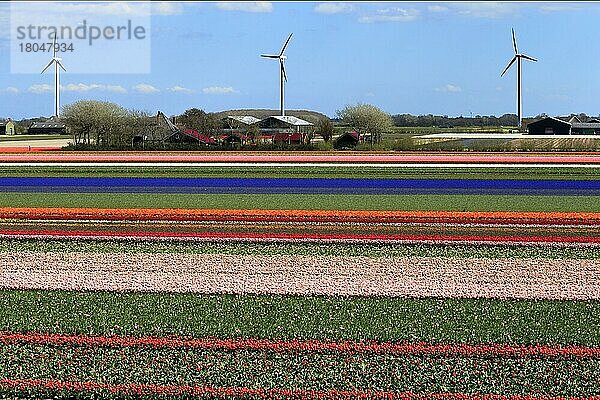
{"left": 1, "top": 252, "right": 598, "bottom": 300}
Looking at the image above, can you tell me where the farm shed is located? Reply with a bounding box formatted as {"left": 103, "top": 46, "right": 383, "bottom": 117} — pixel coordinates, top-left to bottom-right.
{"left": 164, "top": 129, "right": 217, "bottom": 145}
{"left": 28, "top": 121, "right": 66, "bottom": 135}
{"left": 216, "top": 133, "right": 244, "bottom": 146}
{"left": 571, "top": 123, "right": 600, "bottom": 135}
{"left": 222, "top": 116, "right": 261, "bottom": 129}
{"left": 334, "top": 131, "right": 360, "bottom": 149}
{"left": 526, "top": 117, "right": 571, "bottom": 135}
{"left": 259, "top": 116, "right": 313, "bottom": 144}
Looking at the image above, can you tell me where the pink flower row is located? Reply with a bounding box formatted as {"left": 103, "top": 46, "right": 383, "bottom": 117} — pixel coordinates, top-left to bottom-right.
{"left": 1, "top": 229, "right": 599, "bottom": 244}
{"left": 2, "top": 152, "right": 600, "bottom": 163}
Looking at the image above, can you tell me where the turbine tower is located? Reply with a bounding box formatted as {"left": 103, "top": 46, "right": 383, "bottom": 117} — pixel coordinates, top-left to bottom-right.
{"left": 41, "top": 33, "right": 66, "bottom": 118}
{"left": 500, "top": 28, "right": 537, "bottom": 129}
{"left": 261, "top": 33, "right": 292, "bottom": 116}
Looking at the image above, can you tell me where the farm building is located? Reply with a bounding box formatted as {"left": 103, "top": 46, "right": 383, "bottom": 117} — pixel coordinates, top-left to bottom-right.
{"left": 571, "top": 123, "right": 600, "bottom": 135}
{"left": 527, "top": 116, "right": 600, "bottom": 135}
{"left": 164, "top": 129, "right": 217, "bottom": 145}
{"left": 28, "top": 121, "right": 66, "bottom": 135}
{"left": 222, "top": 116, "right": 261, "bottom": 130}
{"left": 221, "top": 116, "right": 261, "bottom": 145}
{"left": 334, "top": 131, "right": 361, "bottom": 149}
{"left": 217, "top": 133, "right": 245, "bottom": 146}
{"left": 0, "top": 119, "right": 15, "bottom": 135}
{"left": 258, "top": 116, "right": 313, "bottom": 144}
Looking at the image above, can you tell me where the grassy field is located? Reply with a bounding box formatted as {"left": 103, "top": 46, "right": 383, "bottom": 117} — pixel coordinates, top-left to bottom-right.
{"left": 2, "top": 192, "right": 600, "bottom": 212}
{"left": 368, "top": 126, "right": 518, "bottom": 139}
{"left": 1, "top": 290, "right": 598, "bottom": 345}
{"left": 0, "top": 135, "right": 71, "bottom": 142}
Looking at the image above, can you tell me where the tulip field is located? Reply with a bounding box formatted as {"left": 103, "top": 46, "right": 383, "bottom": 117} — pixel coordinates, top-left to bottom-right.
{"left": 0, "top": 152, "right": 599, "bottom": 399}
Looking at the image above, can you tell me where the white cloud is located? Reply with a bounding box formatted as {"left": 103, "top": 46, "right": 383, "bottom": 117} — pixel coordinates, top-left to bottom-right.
{"left": 38, "top": 2, "right": 151, "bottom": 16}
{"left": 133, "top": 83, "right": 160, "bottom": 94}
{"left": 151, "top": 2, "right": 185, "bottom": 15}
{"left": 202, "top": 86, "right": 238, "bottom": 95}
{"left": 539, "top": 4, "right": 580, "bottom": 13}
{"left": 427, "top": 5, "right": 449, "bottom": 13}
{"left": 359, "top": 8, "right": 419, "bottom": 23}
{"left": 167, "top": 85, "right": 195, "bottom": 94}
{"left": 99, "top": 85, "right": 127, "bottom": 93}
{"left": 453, "top": 3, "right": 519, "bottom": 18}
{"left": 1, "top": 87, "right": 19, "bottom": 94}
{"left": 28, "top": 84, "right": 53, "bottom": 93}
{"left": 314, "top": 3, "right": 354, "bottom": 14}
{"left": 216, "top": 2, "right": 273, "bottom": 13}
{"left": 436, "top": 84, "right": 462, "bottom": 93}
{"left": 61, "top": 83, "right": 127, "bottom": 93}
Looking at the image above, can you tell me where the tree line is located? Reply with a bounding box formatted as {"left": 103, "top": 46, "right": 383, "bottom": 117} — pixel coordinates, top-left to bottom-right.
{"left": 58, "top": 100, "right": 403, "bottom": 148}
{"left": 64, "top": 99, "right": 594, "bottom": 149}
{"left": 391, "top": 113, "right": 519, "bottom": 127}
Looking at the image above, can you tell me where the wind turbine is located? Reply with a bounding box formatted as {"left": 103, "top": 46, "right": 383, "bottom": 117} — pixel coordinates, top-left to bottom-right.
{"left": 500, "top": 28, "right": 537, "bottom": 129}
{"left": 261, "top": 33, "right": 292, "bottom": 116}
{"left": 41, "top": 32, "right": 66, "bottom": 118}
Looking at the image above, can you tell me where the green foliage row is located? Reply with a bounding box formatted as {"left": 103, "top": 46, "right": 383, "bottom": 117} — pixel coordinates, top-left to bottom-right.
{"left": 3, "top": 166, "right": 600, "bottom": 180}
{"left": 2, "top": 342, "right": 598, "bottom": 396}
{"left": 1, "top": 290, "right": 598, "bottom": 345}
{"left": 0, "top": 134, "right": 70, "bottom": 142}
{"left": 2, "top": 192, "right": 600, "bottom": 212}
{"left": 3, "top": 238, "right": 598, "bottom": 260}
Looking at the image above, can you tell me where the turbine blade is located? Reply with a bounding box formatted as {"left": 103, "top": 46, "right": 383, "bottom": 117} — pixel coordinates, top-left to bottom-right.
{"left": 512, "top": 28, "right": 518, "bottom": 54}
{"left": 261, "top": 54, "right": 279, "bottom": 58}
{"left": 520, "top": 54, "right": 537, "bottom": 62}
{"left": 500, "top": 56, "right": 517, "bottom": 77}
{"left": 57, "top": 60, "right": 67, "bottom": 72}
{"left": 52, "top": 32, "right": 57, "bottom": 57}
{"left": 281, "top": 59, "right": 287, "bottom": 82}
{"left": 279, "top": 33, "right": 293, "bottom": 56}
{"left": 41, "top": 59, "right": 54, "bottom": 74}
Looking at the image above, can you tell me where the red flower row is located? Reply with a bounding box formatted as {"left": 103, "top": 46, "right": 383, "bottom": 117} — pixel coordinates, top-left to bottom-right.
{"left": 2, "top": 331, "right": 598, "bottom": 358}
{"left": 1, "top": 229, "right": 599, "bottom": 244}
{"left": 2, "top": 207, "right": 600, "bottom": 225}
{"left": 1, "top": 378, "right": 598, "bottom": 400}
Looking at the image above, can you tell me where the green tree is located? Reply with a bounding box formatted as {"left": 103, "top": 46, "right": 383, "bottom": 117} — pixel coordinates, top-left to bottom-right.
{"left": 178, "top": 108, "right": 220, "bottom": 137}
{"left": 124, "top": 109, "right": 153, "bottom": 146}
{"left": 336, "top": 103, "right": 392, "bottom": 144}
{"left": 315, "top": 117, "right": 334, "bottom": 142}
{"left": 244, "top": 124, "right": 260, "bottom": 144}
{"left": 62, "top": 100, "right": 129, "bottom": 147}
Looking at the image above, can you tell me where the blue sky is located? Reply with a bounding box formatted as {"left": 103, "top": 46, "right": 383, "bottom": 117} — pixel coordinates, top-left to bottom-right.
{"left": 2, "top": 1, "right": 600, "bottom": 120}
